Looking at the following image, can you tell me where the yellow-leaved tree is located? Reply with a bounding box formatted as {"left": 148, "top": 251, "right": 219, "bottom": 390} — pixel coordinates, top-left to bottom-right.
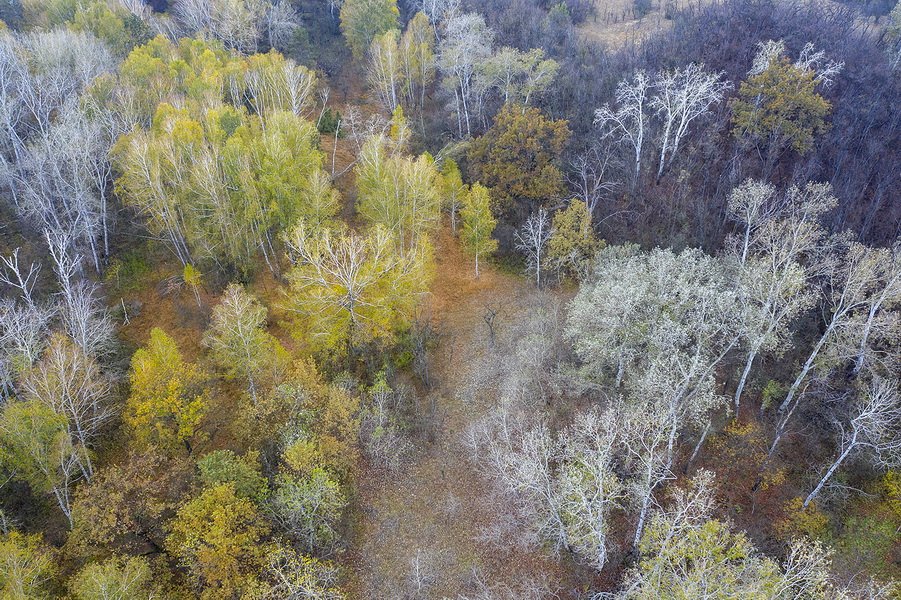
{"left": 165, "top": 483, "right": 270, "bottom": 599}
{"left": 459, "top": 183, "right": 498, "bottom": 277}
{"left": 731, "top": 43, "right": 834, "bottom": 175}
{"left": 125, "top": 328, "right": 207, "bottom": 455}
{"left": 355, "top": 108, "right": 442, "bottom": 254}
{"left": 284, "top": 221, "right": 431, "bottom": 357}
{"left": 340, "top": 0, "right": 399, "bottom": 59}
{"left": 548, "top": 199, "right": 602, "bottom": 280}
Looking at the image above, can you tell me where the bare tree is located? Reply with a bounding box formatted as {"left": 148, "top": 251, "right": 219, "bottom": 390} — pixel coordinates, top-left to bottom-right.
{"left": 568, "top": 143, "right": 619, "bottom": 217}
{"left": 265, "top": 0, "right": 303, "bottom": 51}
{"left": 438, "top": 13, "right": 493, "bottom": 138}
{"left": 61, "top": 280, "right": 115, "bottom": 359}
{"left": 567, "top": 245, "right": 740, "bottom": 402}
{"left": 762, "top": 238, "right": 895, "bottom": 469}
{"left": 557, "top": 407, "right": 623, "bottom": 570}
{"left": 842, "top": 243, "right": 901, "bottom": 376}
{"left": 0, "top": 30, "right": 117, "bottom": 270}
{"left": 407, "top": 548, "right": 441, "bottom": 598}
{"left": 651, "top": 63, "right": 731, "bottom": 181}
{"left": 0, "top": 299, "right": 54, "bottom": 394}
{"left": 594, "top": 70, "right": 650, "bottom": 184}
{"left": 779, "top": 239, "right": 887, "bottom": 415}
{"left": 729, "top": 182, "right": 834, "bottom": 410}
{"left": 515, "top": 208, "right": 553, "bottom": 288}
{"left": 0, "top": 248, "right": 41, "bottom": 306}
{"left": 21, "top": 335, "right": 114, "bottom": 480}
{"left": 468, "top": 404, "right": 568, "bottom": 555}
{"left": 43, "top": 227, "right": 82, "bottom": 309}
{"left": 804, "top": 375, "right": 901, "bottom": 507}
{"left": 725, "top": 179, "right": 782, "bottom": 267}
{"left": 419, "top": 0, "right": 461, "bottom": 37}
{"left": 16, "top": 29, "right": 115, "bottom": 139}
{"left": 173, "top": 0, "right": 270, "bottom": 54}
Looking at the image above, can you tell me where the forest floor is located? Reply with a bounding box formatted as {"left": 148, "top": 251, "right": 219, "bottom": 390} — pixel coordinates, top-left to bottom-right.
{"left": 343, "top": 228, "right": 579, "bottom": 599}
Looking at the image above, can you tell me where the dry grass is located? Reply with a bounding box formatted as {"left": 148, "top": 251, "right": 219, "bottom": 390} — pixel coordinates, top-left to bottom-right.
{"left": 576, "top": 0, "right": 707, "bottom": 49}
{"left": 115, "top": 260, "right": 212, "bottom": 361}
{"left": 343, "top": 227, "right": 578, "bottom": 598}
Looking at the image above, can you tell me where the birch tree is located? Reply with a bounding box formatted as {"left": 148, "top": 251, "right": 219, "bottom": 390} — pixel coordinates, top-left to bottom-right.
{"left": 368, "top": 30, "right": 402, "bottom": 113}
{"left": 284, "top": 221, "right": 430, "bottom": 354}
{"left": 515, "top": 208, "right": 552, "bottom": 288}
{"left": 419, "top": 0, "right": 460, "bottom": 35}
{"left": 651, "top": 63, "right": 730, "bottom": 181}
{"left": 242, "top": 52, "right": 318, "bottom": 118}
{"left": 459, "top": 183, "right": 497, "bottom": 277}
{"left": 804, "top": 375, "right": 901, "bottom": 507}
{"left": 729, "top": 181, "right": 833, "bottom": 410}
{"left": 203, "top": 284, "right": 286, "bottom": 404}
{"left": 399, "top": 12, "right": 436, "bottom": 112}
{"left": 261, "top": 546, "right": 343, "bottom": 600}
{"left": 264, "top": 0, "right": 302, "bottom": 52}
{"left": 70, "top": 557, "right": 154, "bottom": 600}
{"left": 438, "top": 12, "right": 493, "bottom": 138}
{"left": 114, "top": 103, "right": 334, "bottom": 272}
{"left": 480, "top": 47, "right": 558, "bottom": 107}
{"left": 355, "top": 130, "right": 442, "bottom": 252}
{"left": 0, "top": 532, "right": 55, "bottom": 599}
{"left": 595, "top": 70, "right": 650, "bottom": 183}
{"left": 439, "top": 158, "right": 466, "bottom": 233}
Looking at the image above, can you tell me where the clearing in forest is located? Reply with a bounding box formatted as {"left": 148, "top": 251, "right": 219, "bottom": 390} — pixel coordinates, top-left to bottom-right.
{"left": 344, "top": 228, "right": 573, "bottom": 598}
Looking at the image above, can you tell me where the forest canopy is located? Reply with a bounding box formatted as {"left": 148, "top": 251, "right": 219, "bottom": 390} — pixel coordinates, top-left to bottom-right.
{"left": 0, "top": 0, "right": 898, "bottom": 598}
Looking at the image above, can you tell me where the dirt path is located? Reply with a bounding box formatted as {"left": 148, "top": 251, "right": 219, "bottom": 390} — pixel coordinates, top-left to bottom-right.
{"left": 344, "top": 228, "right": 570, "bottom": 599}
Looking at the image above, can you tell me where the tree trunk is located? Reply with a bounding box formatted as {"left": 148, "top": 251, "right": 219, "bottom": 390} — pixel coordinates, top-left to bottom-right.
{"left": 779, "top": 322, "right": 833, "bottom": 413}
{"left": 734, "top": 347, "right": 759, "bottom": 410}
{"left": 804, "top": 439, "right": 855, "bottom": 507}
{"left": 685, "top": 419, "right": 712, "bottom": 472}
{"left": 633, "top": 490, "right": 651, "bottom": 549}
